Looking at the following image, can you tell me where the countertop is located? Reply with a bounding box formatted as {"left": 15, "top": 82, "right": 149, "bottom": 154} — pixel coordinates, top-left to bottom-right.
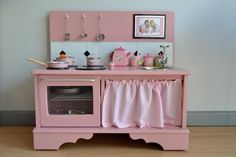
{"left": 32, "top": 66, "right": 190, "bottom": 76}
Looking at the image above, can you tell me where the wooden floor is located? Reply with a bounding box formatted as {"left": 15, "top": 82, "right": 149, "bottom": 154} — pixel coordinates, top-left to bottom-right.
{"left": 0, "top": 126, "right": 236, "bottom": 157}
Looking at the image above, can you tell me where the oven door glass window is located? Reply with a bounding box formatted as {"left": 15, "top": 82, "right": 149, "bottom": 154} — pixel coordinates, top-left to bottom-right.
{"left": 47, "top": 86, "right": 93, "bottom": 115}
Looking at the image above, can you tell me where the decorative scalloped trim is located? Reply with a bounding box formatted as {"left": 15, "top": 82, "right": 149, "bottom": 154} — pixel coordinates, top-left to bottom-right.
{"left": 34, "top": 133, "right": 94, "bottom": 150}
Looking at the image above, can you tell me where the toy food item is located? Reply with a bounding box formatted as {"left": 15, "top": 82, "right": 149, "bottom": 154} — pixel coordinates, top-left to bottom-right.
{"left": 55, "top": 51, "right": 77, "bottom": 66}
{"left": 59, "top": 51, "right": 67, "bottom": 59}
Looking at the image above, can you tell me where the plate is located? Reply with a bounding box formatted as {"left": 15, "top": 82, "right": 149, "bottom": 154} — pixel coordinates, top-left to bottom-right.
{"left": 139, "top": 66, "right": 156, "bottom": 70}
{"left": 139, "top": 66, "right": 172, "bottom": 70}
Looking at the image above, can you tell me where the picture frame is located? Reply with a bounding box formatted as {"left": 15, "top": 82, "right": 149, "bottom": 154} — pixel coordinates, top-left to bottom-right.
{"left": 133, "top": 14, "right": 166, "bottom": 39}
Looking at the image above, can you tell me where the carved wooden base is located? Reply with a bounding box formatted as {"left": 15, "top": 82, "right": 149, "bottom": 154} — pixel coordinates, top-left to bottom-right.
{"left": 129, "top": 133, "right": 189, "bottom": 150}
{"left": 34, "top": 132, "right": 93, "bottom": 150}
{"left": 33, "top": 126, "right": 189, "bottom": 150}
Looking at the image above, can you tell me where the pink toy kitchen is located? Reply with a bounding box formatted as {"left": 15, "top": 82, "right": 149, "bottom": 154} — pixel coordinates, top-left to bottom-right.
{"left": 30, "top": 11, "right": 190, "bottom": 150}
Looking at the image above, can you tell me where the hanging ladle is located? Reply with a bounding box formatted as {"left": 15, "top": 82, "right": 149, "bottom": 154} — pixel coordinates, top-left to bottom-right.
{"left": 80, "top": 14, "right": 88, "bottom": 38}
{"left": 96, "top": 14, "right": 105, "bottom": 41}
{"left": 64, "top": 14, "right": 70, "bottom": 41}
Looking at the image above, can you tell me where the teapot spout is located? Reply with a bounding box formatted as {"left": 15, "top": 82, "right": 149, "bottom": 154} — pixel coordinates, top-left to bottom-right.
{"left": 126, "top": 52, "right": 131, "bottom": 58}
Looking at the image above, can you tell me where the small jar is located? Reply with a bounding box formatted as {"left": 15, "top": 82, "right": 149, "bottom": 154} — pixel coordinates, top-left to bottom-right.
{"left": 109, "top": 62, "right": 115, "bottom": 69}
{"left": 143, "top": 53, "right": 154, "bottom": 67}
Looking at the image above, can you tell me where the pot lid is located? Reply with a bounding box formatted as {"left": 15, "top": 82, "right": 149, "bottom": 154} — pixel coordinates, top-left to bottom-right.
{"left": 84, "top": 50, "right": 90, "bottom": 57}
{"left": 144, "top": 53, "right": 153, "bottom": 58}
{"left": 87, "top": 55, "right": 101, "bottom": 59}
{"left": 115, "top": 47, "right": 125, "bottom": 51}
{"left": 48, "top": 61, "right": 67, "bottom": 64}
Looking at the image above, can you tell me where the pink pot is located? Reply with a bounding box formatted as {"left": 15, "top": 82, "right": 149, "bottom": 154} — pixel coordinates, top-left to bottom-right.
{"left": 55, "top": 56, "right": 77, "bottom": 66}
{"left": 28, "top": 58, "right": 68, "bottom": 69}
{"left": 86, "top": 56, "right": 101, "bottom": 66}
{"left": 47, "top": 61, "right": 68, "bottom": 68}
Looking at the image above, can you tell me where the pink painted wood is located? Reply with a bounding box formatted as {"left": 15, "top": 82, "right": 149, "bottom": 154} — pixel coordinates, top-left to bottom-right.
{"left": 49, "top": 11, "right": 174, "bottom": 42}
{"left": 32, "top": 66, "right": 189, "bottom": 76}
{"left": 38, "top": 76, "right": 100, "bottom": 127}
{"left": 33, "top": 125, "right": 189, "bottom": 150}
{"left": 129, "top": 133, "right": 189, "bottom": 150}
{"left": 32, "top": 67, "right": 190, "bottom": 150}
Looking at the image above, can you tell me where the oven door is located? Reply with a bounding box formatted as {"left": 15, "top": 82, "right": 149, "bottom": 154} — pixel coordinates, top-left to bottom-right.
{"left": 38, "top": 76, "right": 100, "bottom": 127}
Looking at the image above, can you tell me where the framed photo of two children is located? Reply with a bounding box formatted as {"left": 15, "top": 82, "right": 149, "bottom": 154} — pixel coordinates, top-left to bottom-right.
{"left": 133, "top": 14, "right": 166, "bottom": 39}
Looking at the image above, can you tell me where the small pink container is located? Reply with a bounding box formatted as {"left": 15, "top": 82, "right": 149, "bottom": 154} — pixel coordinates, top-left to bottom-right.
{"left": 143, "top": 53, "right": 154, "bottom": 67}
{"left": 130, "top": 56, "right": 139, "bottom": 66}
{"left": 109, "top": 62, "right": 115, "bottom": 69}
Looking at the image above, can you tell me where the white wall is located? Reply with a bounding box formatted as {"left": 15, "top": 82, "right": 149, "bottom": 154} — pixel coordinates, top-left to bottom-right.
{"left": 0, "top": 0, "right": 236, "bottom": 111}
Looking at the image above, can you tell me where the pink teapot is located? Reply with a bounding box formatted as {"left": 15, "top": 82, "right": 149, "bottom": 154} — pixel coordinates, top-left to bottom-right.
{"left": 111, "top": 47, "right": 131, "bottom": 66}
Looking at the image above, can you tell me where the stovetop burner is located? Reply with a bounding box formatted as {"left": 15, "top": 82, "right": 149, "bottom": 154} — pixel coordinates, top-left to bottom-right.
{"left": 47, "top": 67, "right": 70, "bottom": 70}
{"left": 75, "top": 65, "right": 106, "bottom": 70}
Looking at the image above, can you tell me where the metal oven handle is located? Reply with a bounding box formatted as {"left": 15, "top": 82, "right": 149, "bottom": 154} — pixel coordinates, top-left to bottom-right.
{"left": 42, "top": 78, "right": 96, "bottom": 82}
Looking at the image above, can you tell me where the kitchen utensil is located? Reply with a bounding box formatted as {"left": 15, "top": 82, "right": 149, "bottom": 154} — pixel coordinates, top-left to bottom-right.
{"left": 139, "top": 66, "right": 156, "bottom": 70}
{"left": 28, "top": 58, "right": 47, "bottom": 66}
{"left": 111, "top": 47, "right": 131, "bottom": 66}
{"left": 160, "top": 45, "right": 169, "bottom": 53}
{"left": 109, "top": 62, "right": 115, "bottom": 70}
{"left": 28, "top": 58, "right": 68, "bottom": 69}
{"left": 84, "top": 51, "right": 102, "bottom": 67}
{"left": 155, "top": 45, "right": 169, "bottom": 68}
{"left": 130, "top": 51, "right": 143, "bottom": 66}
{"left": 143, "top": 53, "right": 154, "bottom": 67}
{"left": 80, "top": 14, "right": 88, "bottom": 38}
{"left": 54, "top": 51, "right": 77, "bottom": 67}
{"left": 154, "top": 51, "right": 168, "bottom": 69}
{"left": 96, "top": 14, "right": 105, "bottom": 41}
{"left": 55, "top": 56, "right": 77, "bottom": 67}
{"left": 75, "top": 66, "right": 106, "bottom": 70}
{"left": 64, "top": 14, "right": 70, "bottom": 41}
{"left": 86, "top": 56, "right": 101, "bottom": 66}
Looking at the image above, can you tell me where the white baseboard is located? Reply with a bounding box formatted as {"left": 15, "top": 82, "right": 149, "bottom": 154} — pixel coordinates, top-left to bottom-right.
{"left": 0, "top": 111, "right": 236, "bottom": 126}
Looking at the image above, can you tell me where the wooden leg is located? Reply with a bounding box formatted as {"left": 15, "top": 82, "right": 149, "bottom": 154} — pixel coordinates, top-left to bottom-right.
{"left": 34, "top": 132, "right": 93, "bottom": 150}
{"left": 129, "top": 133, "right": 189, "bottom": 150}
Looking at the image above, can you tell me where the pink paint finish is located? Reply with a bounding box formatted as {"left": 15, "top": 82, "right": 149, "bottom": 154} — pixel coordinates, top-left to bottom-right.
{"left": 111, "top": 47, "right": 131, "bottom": 66}
{"left": 33, "top": 126, "right": 189, "bottom": 150}
{"left": 32, "top": 67, "right": 190, "bottom": 150}
{"left": 33, "top": 130, "right": 93, "bottom": 150}
{"left": 38, "top": 76, "right": 100, "bottom": 127}
{"left": 102, "top": 80, "right": 182, "bottom": 128}
{"left": 130, "top": 132, "right": 189, "bottom": 150}
{"left": 49, "top": 11, "right": 174, "bottom": 42}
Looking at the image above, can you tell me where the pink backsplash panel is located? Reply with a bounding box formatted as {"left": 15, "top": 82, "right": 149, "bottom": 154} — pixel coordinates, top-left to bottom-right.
{"left": 49, "top": 11, "right": 174, "bottom": 42}
{"left": 160, "top": 17, "right": 165, "bottom": 35}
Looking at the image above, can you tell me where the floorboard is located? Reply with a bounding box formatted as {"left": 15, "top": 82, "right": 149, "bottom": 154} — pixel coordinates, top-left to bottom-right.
{"left": 0, "top": 126, "right": 236, "bottom": 157}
